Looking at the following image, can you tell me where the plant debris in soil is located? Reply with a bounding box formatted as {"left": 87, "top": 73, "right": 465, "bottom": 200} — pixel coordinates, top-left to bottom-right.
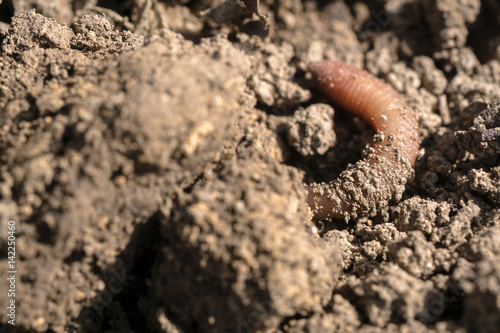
{"left": 0, "top": 0, "right": 500, "bottom": 332}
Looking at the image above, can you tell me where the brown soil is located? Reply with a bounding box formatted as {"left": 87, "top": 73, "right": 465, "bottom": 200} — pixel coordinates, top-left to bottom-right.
{"left": 0, "top": 0, "right": 499, "bottom": 332}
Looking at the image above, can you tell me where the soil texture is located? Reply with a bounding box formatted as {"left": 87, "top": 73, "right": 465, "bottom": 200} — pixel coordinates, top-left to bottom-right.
{"left": 0, "top": 0, "right": 500, "bottom": 332}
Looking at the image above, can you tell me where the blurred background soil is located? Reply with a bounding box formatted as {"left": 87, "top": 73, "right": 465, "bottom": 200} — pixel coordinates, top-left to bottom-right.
{"left": 0, "top": 0, "right": 499, "bottom": 332}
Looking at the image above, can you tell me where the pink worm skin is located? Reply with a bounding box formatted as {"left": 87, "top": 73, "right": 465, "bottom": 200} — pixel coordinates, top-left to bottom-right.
{"left": 306, "top": 60, "right": 420, "bottom": 221}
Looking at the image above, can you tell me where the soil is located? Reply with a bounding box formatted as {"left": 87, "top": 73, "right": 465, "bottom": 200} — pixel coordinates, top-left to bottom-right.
{"left": 0, "top": 0, "right": 499, "bottom": 332}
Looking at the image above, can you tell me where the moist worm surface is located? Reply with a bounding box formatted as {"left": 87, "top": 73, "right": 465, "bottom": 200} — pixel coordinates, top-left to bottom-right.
{"left": 306, "top": 60, "right": 420, "bottom": 221}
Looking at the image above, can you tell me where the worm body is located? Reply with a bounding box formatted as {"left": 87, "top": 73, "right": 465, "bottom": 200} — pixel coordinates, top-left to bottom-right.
{"left": 306, "top": 60, "right": 420, "bottom": 221}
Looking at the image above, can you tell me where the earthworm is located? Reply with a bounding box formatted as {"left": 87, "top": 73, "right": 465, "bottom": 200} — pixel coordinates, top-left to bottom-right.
{"left": 305, "top": 60, "right": 420, "bottom": 221}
